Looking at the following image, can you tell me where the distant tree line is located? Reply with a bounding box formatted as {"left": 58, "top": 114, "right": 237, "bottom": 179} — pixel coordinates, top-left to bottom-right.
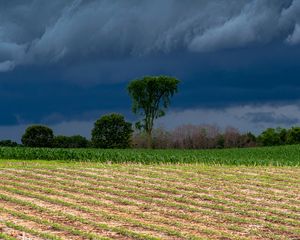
{"left": 1, "top": 75, "right": 300, "bottom": 149}
{"left": 2, "top": 124, "right": 300, "bottom": 149}
{"left": 132, "top": 125, "right": 300, "bottom": 149}
{"left": 15, "top": 113, "right": 132, "bottom": 149}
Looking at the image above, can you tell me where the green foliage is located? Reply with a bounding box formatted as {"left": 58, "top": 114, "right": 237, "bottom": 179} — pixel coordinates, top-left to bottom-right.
{"left": 0, "top": 145, "right": 299, "bottom": 166}
{"left": 128, "top": 75, "right": 180, "bottom": 147}
{"left": 257, "top": 128, "right": 283, "bottom": 146}
{"left": 21, "top": 125, "right": 54, "bottom": 148}
{"left": 0, "top": 140, "right": 18, "bottom": 147}
{"left": 245, "top": 132, "right": 257, "bottom": 142}
{"left": 91, "top": 113, "right": 133, "bottom": 148}
{"left": 52, "top": 136, "right": 70, "bottom": 148}
{"left": 286, "top": 127, "right": 300, "bottom": 144}
{"left": 216, "top": 134, "right": 225, "bottom": 149}
{"left": 278, "top": 128, "right": 288, "bottom": 143}
{"left": 53, "top": 135, "right": 88, "bottom": 148}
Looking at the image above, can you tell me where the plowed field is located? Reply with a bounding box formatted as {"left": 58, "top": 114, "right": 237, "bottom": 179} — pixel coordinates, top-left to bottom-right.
{"left": 0, "top": 162, "right": 299, "bottom": 240}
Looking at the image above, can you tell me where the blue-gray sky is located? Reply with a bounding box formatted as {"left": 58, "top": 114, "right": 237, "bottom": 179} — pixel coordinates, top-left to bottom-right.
{"left": 1, "top": 0, "right": 300, "bottom": 141}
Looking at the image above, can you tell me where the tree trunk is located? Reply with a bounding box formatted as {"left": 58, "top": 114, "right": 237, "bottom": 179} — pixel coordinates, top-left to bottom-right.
{"left": 146, "top": 130, "right": 152, "bottom": 149}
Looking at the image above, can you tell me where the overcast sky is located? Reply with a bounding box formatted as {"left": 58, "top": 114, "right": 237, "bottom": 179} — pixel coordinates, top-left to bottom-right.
{"left": 1, "top": 0, "right": 300, "bottom": 141}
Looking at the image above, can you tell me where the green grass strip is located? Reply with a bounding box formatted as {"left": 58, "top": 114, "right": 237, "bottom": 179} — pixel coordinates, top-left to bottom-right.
{"left": 1, "top": 144, "right": 300, "bottom": 166}
{"left": 0, "top": 232, "right": 17, "bottom": 240}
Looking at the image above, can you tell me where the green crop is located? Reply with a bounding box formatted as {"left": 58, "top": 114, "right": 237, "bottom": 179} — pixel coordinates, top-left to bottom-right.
{"left": 1, "top": 144, "right": 300, "bottom": 166}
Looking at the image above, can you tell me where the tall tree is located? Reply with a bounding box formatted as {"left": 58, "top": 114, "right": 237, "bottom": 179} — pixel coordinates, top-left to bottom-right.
{"left": 128, "top": 75, "right": 180, "bottom": 148}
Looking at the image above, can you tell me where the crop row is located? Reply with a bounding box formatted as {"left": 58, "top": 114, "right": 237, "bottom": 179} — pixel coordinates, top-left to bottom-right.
{"left": 1, "top": 164, "right": 299, "bottom": 239}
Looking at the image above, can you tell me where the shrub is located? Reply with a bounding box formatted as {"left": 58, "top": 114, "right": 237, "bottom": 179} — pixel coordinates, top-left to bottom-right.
{"left": 52, "top": 136, "right": 70, "bottom": 148}
{"left": 91, "top": 113, "right": 133, "bottom": 148}
{"left": 68, "top": 135, "right": 89, "bottom": 148}
{"left": 21, "top": 125, "right": 54, "bottom": 147}
{"left": 53, "top": 135, "right": 88, "bottom": 148}
{"left": 0, "top": 140, "right": 18, "bottom": 147}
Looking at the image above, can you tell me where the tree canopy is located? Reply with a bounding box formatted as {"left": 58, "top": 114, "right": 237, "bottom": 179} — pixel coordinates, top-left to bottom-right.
{"left": 91, "top": 113, "right": 133, "bottom": 148}
{"left": 128, "top": 75, "right": 180, "bottom": 147}
{"left": 21, "top": 125, "right": 54, "bottom": 148}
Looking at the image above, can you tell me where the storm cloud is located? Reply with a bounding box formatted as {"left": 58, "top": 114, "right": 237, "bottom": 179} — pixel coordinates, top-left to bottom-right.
{"left": 1, "top": 0, "right": 300, "bottom": 72}
{"left": 1, "top": 1, "right": 300, "bottom": 140}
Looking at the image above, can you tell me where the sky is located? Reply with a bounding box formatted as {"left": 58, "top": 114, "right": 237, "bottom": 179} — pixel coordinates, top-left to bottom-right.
{"left": 1, "top": 0, "right": 300, "bottom": 141}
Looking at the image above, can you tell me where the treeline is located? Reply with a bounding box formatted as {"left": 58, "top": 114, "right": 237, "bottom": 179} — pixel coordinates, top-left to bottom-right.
{"left": 133, "top": 125, "right": 256, "bottom": 149}
{"left": 1, "top": 117, "right": 300, "bottom": 149}
{"left": 0, "top": 135, "right": 89, "bottom": 148}
{"left": 133, "top": 125, "right": 300, "bottom": 149}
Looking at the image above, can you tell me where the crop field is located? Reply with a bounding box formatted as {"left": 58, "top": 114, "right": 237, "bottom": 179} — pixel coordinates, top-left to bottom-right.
{"left": 1, "top": 144, "right": 300, "bottom": 166}
{"left": 0, "top": 161, "right": 299, "bottom": 240}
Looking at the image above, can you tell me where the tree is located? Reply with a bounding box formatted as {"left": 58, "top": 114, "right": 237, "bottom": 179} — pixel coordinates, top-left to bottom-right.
{"left": 91, "top": 113, "right": 133, "bottom": 148}
{"left": 128, "top": 75, "right": 180, "bottom": 148}
{"left": 238, "top": 132, "right": 257, "bottom": 147}
{"left": 52, "top": 135, "right": 70, "bottom": 148}
{"left": 286, "top": 127, "right": 300, "bottom": 144}
{"left": 68, "top": 135, "right": 89, "bottom": 148}
{"left": 52, "top": 135, "right": 88, "bottom": 148}
{"left": 21, "top": 125, "right": 54, "bottom": 147}
{"left": 257, "top": 128, "right": 282, "bottom": 146}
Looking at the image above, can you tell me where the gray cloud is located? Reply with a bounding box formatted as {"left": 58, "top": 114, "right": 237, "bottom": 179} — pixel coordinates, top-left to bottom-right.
{"left": 244, "top": 112, "right": 299, "bottom": 125}
{"left": 157, "top": 104, "right": 300, "bottom": 134}
{"left": 0, "top": 60, "right": 15, "bottom": 72}
{"left": 287, "top": 24, "right": 300, "bottom": 44}
{"left": 1, "top": 0, "right": 300, "bottom": 71}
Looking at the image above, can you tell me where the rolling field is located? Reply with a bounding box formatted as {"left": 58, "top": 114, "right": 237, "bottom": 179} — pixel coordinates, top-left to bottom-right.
{"left": 0, "top": 161, "right": 299, "bottom": 240}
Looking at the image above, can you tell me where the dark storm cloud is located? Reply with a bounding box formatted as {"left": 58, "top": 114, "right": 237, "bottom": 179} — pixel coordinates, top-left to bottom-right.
{"left": 1, "top": 0, "right": 300, "bottom": 72}
{"left": 1, "top": 0, "right": 300, "bottom": 138}
{"left": 1, "top": 41, "right": 300, "bottom": 126}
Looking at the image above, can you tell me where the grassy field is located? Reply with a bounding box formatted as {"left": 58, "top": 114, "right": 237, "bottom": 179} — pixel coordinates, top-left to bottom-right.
{"left": 1, "top": 144, "right": 300, "bottom": 165}
{"left": 0, "top": 160, "right": 299, "bottom": 240}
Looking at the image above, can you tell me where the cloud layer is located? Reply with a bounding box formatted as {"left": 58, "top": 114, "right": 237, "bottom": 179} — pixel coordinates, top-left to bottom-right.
{"left": 1, "top": 0, "right": 300, "bottom": 71}
{"left": 158, "top": 104, "right": 300, "bottom": 134}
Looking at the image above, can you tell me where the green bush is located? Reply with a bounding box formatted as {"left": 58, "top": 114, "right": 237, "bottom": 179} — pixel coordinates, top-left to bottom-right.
{"left": 0, "top": 140, "right": 18, "bottom": 147}
{"left": 53, "top": 135, "right": 89, "bottom": 148}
